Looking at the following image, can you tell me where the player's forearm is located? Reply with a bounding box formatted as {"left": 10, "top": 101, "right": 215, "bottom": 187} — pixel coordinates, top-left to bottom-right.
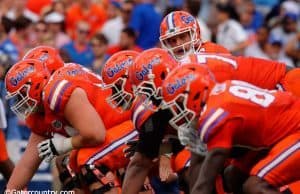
{"left": 6, "top": 157, "right": 42, "bottom": 190}
{"left": 7, "top": 167, "right": 33, "bottom": 190}
{"left": 191, "top": 159, "right": 216, "bottom": 194}
{"left": 191, "top": 171, "right": 216, "bottom": 194}
{"left": 7, "top": 133, "right": 44, "bottom": 190}
{"left": 122, "top": 153, "right": 153, "bottom": 194}
{"left": 191, "top": 149, "right": 229, "bottom": 194}
{"left": 188, "top": 152, "right": 205, "bottom": 190}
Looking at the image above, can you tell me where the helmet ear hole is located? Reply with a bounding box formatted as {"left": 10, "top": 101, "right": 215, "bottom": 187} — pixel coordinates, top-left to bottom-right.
{"left": 160, "top": 71, "right": 166, "bottom": 80}
{"left": 193, "top": 92, "right": 200, "bottom": 100}
{"left": 35, "top": 83, "right": 41, "bottom": 90}
{"left": 189, "top": 67, "right": 196, "bottom": 71}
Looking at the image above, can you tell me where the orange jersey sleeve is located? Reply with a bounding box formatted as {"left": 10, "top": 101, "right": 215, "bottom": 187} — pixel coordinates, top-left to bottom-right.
{"left": 76, "top": 120, "right": 137, "bottom": 171}
{"left": 43, "top": 64, "right": 131, "bottom": 130}
{"left": 234, "top": 57, "right": 287, "bottom": 89}
{"left": 199, "top": 42, "right": 231, "bottom": 54}
{"left": 182, "top": 53, "right": 286, "bottom": 89}
{"left": 43, "top": 79, "right": 76, "bottom": 117}
{"left": 197, "top": 106, "right": 239, "bottom": 149}
{"left": 279, "top": 67, "right": 300, "bottom": 97}
{"left": 43, "top": 64, "right": 103, "bottom": 116}
{"left": 131, "top": 98, "right": 157, "bottom": 130}
{"left": 250, "top": 132, "right": 300, "bottom": 187}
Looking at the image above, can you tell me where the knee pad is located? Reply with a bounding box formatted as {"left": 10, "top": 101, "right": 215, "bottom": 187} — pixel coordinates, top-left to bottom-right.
{"left": 58, "top": 155, "right": 80, "bottom": 190}
{"left": 80, "top": 164, "right": 120, "bottom": 193}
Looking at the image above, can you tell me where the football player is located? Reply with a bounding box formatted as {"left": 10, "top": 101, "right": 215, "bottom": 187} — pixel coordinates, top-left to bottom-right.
{"left": 102, "top": 48, "right": 195, "bottom": 193}
{"left": 0, "top": 99, "right": 14, "bottom": 181}
{"left": 4, "top": 59, "right": 138, "bottom": 194}
{"left": 161, "top": 64, "right": 300, "bottom": 194}
{"left": 160, "top": 11, "right": 230, "bottom": 60}
{"left": 103, "top": 47, "right": 300, "bottom": 194}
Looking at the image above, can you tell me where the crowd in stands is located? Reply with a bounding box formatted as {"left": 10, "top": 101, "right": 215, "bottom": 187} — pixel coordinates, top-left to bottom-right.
{"left": 0, "top": 0, "right": 299, "bottom": 190}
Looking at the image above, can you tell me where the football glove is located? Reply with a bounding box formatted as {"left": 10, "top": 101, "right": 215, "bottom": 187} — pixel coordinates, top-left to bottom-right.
{"left": 37, "top": 134, "right": 73, "bottom": 163}
{"left": 177, "top": 126, "right": 207, "bottom": 155}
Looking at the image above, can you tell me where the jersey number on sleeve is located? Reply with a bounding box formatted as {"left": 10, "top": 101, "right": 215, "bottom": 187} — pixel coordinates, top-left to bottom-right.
{"left": 196, "top": 54, "right": 238, "bottom": 69}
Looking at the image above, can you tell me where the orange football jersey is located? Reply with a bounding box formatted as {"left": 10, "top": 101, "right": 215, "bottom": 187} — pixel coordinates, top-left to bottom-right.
{"left": 197, "top": 80, "right": 300, "bottom": 150}
{"left": 181, "top": 53, "right": 287, "bottom": 90}
{"left": 131, "top": 98, "right": 157, "bottom": 130}
{"left": 197, "top": 41, "right": 230, "bottom": 54}
{"left": 27, "top": 64, "right": 131, "bottom": 138}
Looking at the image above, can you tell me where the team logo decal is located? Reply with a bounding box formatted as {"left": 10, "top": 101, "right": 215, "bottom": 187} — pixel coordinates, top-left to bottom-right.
{"left": 181, "top": 15, "right": 194, "bottom": 24}
{"left": 166, "top": 74, "right": 195, "bottom": 94}
{"left": 135, "top": 56, "right": 161, "bottom": 80}
{"left": 106, "top": 58, "right": 133, "bottom": 78}
{"left": 10, "top": 66, "right": 34, "bottom": 86}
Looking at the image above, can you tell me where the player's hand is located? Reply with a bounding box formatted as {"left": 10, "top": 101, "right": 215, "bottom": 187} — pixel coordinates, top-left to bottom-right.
{"left": 159, "top": 154, "right": 175, "bottom": 182}
{"left": 123, "top": 139, "right": 138, "bottom": 159}
{"left": 178, "top": 126, "right": 207, "bottom": 155}
{"left": 37, "top": 134, "right": 73, "bottom": 163}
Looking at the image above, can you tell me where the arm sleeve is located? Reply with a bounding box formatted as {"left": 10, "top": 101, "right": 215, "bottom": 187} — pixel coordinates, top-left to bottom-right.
{"left": 44, "top": 80, "right": 76, "bottom": 117}
{"left": 206, "top": 119, "right": 241, "bottom": 150}
{"left": 235, "top": 57, "right": 286, "bottom": 89}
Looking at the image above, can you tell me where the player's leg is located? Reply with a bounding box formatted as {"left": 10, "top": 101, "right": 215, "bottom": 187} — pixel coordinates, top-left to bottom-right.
{"left": 244, "top": 132, "right": 300, "bottom": 194}
{"left": 77, "top": 120, "right": 138, "bottom": 194}
{"left": 224, "top": 150, "right": 269, "bottom": 194}
{"left": 281, "top": 181, "right": 300, "bottom": 194}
